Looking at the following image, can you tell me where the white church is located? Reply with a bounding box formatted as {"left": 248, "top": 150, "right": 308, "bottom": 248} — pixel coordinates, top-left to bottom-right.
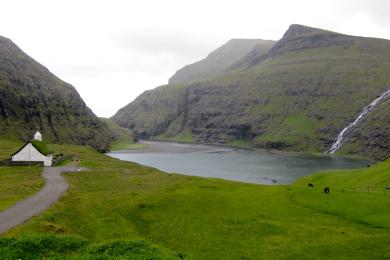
{"left": 11, "top": 131, "right": 53, "bottom": 167}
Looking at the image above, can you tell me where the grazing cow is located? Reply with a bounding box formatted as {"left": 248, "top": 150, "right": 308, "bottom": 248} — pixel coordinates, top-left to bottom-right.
{"left": 308, "top": 183, "right": 314, "bottom": 188}
{"left": 324, "top": 187, "right": 330, "bottom": 194}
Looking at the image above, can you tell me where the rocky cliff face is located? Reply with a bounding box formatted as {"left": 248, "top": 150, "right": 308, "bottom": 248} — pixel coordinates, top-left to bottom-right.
{"left": 341, "top": 97, "right": 390, "bottom": 160}
{"left": 113, "top": 25, "right": 390, "bottom": 160}
{"left": 0, "top": 35, "right": 112, "bottom": 151}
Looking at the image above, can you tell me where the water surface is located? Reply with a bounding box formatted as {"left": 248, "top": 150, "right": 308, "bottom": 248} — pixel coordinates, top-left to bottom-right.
{"left": 107, "top": 141, "right": 367, "bottom": 185}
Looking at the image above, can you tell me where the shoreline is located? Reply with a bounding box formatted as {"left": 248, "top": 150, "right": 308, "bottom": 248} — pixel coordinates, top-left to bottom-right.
{"left": 110, "top": 139, "right": 372, "bottom": 163}
{"left": 107, "top": 140, "right": 369, "bottom": 186}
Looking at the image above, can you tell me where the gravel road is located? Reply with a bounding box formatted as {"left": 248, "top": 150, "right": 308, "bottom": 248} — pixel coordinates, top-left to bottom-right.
{"left": 0, "top": 166, "right": 85, "bottom": 234}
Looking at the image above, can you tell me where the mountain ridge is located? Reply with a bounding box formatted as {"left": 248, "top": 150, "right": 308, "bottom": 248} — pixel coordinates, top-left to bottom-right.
{"left": 168, "top": 38, "right": 275, "bottom": 85}
{"left": 113, "top": 24, "right": 390, "bottom": 160}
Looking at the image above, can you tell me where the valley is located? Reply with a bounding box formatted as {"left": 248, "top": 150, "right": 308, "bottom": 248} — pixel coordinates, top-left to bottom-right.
{"left": 1, "top": 22, "right": 390, "bottom": 259}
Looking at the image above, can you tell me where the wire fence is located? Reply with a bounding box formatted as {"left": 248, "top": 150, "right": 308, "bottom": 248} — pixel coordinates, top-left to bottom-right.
{"left": 303, "top": 184, "right": 390, "bottom": 196}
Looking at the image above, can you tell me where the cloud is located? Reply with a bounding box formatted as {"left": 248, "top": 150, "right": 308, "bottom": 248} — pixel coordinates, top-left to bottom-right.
{"left": 1, "top": 0, "right": 390, "bottom": 117}
{"left": 341, "top": 0, "right": 390, "bottom": 29}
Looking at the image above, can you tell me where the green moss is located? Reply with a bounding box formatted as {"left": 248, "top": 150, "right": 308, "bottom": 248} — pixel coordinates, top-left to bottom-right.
{"left": 31, "top": 140, "right": 52, "bottom": 156}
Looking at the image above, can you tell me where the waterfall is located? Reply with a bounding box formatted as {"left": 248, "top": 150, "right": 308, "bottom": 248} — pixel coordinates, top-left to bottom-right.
{"left": 329, "top": 88, "right": 390, "bottom": 154}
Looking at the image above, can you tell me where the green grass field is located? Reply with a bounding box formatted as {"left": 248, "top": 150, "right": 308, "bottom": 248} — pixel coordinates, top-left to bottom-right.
{"left": 0, "top": 167, "right": 43, "bottom": 211}
{"left": 1, "top": 142, "right": 390, "bottom": 259}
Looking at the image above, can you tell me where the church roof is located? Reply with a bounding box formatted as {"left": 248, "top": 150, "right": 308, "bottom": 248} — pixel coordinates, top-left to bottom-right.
{"left": 11, "top": 140, "right": 52, "bottom": 156}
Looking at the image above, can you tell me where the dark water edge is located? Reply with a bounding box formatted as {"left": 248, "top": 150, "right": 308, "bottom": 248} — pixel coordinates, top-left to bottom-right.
{"left": 107, "top": 141, "right": 368, "bottom": 185}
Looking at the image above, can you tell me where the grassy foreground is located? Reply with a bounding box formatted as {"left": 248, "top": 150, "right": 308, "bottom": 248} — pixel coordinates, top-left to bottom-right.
{"left": 1, "top": 142, "right": 390, "bottom": 259}
{"left": 0, "top": 167, "right": 43, "bottom": 211}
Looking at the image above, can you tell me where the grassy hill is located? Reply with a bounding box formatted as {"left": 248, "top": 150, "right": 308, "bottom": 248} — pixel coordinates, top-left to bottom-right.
{"left": 0, "top": 35, "right": 113, "bottom": 151}
{"left": 1, "top": 141, "right": 390, "bottom": 258}
{"left": 113, "top": 24, "right": 390, "bottom": 160}
{"left": 293, "top": 162, "right": 390, "bottom": 229}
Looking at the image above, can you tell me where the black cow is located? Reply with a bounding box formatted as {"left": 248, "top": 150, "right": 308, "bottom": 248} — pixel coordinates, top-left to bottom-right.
{"left": 324, "top": 187, "right": 330, "bottom": 194}
{"left": 308, "top": 183, "right": 314, "bottom": 188}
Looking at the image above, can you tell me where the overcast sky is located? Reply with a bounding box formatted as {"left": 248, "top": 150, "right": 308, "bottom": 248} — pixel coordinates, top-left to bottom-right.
{"left": 1, "top": 0, "right": 389, "bottom": 117}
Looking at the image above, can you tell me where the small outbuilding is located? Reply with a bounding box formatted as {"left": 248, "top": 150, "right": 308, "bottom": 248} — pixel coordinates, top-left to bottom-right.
{"left": 11, "top": 131, "right": 53, "bottom": 167}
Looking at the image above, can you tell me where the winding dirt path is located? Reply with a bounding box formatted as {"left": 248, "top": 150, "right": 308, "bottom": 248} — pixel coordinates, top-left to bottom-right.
{"left": 0, "top": 166, "right": 85, "bottom": 234}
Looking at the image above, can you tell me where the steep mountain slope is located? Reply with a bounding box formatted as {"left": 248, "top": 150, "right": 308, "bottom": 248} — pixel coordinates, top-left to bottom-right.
{"left": 113, "top": 25, "right": 390, "bottom": 160}
{"left": 341, "top": 98, "right": 390, "bottom": 160}
{"left": 0, "top": 35, "right": 112, "bottom": 151}
{"left": 100, "top": 118, "right": 135, "bottom": 149}
{"left": 169, "top": 39, "right": 275, "bottom": 84}
{"left": 113, "top": 84, "right": 188, "bottom": 138}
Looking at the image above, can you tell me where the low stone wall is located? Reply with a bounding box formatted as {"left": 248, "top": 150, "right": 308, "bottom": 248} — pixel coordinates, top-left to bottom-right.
{"left": 0, "top": 158, "right": 43, "bottom": 167}
{"left": 0, "top": 154, "right": 72, "bottom": 167}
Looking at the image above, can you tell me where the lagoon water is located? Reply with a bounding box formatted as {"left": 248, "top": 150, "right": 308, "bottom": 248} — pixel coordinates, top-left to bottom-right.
{"left": 107, "top": 141, "right": 367, "bottom": 185}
